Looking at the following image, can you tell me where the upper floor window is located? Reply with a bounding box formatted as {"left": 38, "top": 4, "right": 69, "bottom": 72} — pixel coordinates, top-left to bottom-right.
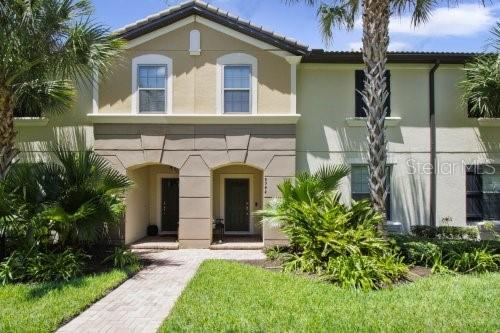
{"left": 351, "top": 165, "right": 391, "bottom": 219}
{"left": 138, "top": 65, "right": 166, "bottom": 113}
{"left": 217, "top": 53, "right": 257, "bottom": 114}
{"left": 355, "top": 70, "right": 391, "bottom": 117}
{"left": 224, "top": 65, "right": 251, "bottom": 113}
{"left": 466, "top": 165, "right": 500, "bottom": 222}
{"left": 132, "top": 54, "right": 172, "bottom": 114}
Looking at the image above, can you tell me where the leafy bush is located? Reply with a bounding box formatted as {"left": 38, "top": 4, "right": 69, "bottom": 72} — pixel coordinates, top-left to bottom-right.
{"left": 395, "top": 236, "right": 500, "bottom": 274}
{"left": 258, "top": 165, "right": 408, "bottom": 290}
{"left": 1, "top": 144, "right": 131, "bottom": 254}
{"left": 410, "top": 225, "right": 478, "bottom": 240}
{"left": 0, "top": 249, "right": 86, "bottom": 284}
{"left": 410, "top": 225, "right": 438, "bottom": 238}
{"left": 103, "top": 247, "right": 139, "bottom": 269}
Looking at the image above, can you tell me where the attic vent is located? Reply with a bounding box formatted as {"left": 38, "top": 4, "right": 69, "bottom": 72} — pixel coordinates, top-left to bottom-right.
{"left": 189, "top": 29, "right": 201, "bottom": 56}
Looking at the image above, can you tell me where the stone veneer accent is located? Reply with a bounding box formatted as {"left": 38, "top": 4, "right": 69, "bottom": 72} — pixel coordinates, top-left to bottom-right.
{"left": 94, "top": 124, "right": 296, "bottom": 248}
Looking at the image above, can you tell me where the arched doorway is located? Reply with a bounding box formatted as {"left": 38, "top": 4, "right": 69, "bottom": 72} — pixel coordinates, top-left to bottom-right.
{"left": 212, "top": 164, "right": 264, "bottom": 245}
{"left": 125, "top": 163, "right": 179, "bottom": 245}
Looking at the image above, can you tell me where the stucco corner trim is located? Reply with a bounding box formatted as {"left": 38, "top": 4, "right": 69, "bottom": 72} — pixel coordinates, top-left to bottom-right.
{"left": 14, "top": 117, "right": 49, "bottom": 127}
{"left": 87, "top": 113, "right": 301, "bottom": 125}
{"left": 346, "top": 117, "right": 402, "bottom": 127}
{"left": 477, "top": 118, "right": 500, "bottom": 127}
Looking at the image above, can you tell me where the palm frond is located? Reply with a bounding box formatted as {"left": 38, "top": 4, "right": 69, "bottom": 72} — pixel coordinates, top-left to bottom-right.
{"left": 13, "top": 79, "right": 74, "bottom": 117}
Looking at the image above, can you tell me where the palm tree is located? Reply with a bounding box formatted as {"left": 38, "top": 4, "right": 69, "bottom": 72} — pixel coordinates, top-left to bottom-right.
{"left": 289, "top": 0, "right": 486, "bottom": 233}
{"left": 0, "top": 0, "right": 123, "bottom": 180}
{"left": 461, "top": 22, "right": 500, "bottom": 118}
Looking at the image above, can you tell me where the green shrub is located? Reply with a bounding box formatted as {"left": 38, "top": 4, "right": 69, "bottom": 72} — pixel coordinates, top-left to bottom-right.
{"left": 258, "top": 165, "right": 408, "bottom": 290}
{"left": 103, "top": 247, "right": 139, "bottom": 269}
{"left": 410, "top": 225, "right": 438, "bottom": 238}
{"left": 445, "top": 249, "right": 499, "bottom": 273}
{"left": 26, "top": 249, "right": 87, "bottom": 282}
{"left": 394, "top": 236, "right": 500, "bottom": 274}
{"left": 0, "top": 249, "right": 86, "bottom": 283}
{"left": 0, "top": 251, "right": 25, "bottom": 285}
{"left": 410, "top": 225, "right": 478, "bottom": 240}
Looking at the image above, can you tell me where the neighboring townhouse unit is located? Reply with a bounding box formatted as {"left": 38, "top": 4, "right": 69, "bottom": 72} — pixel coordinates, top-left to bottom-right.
{"left": 15, "top": 1, "right": 500, "bottom": 248}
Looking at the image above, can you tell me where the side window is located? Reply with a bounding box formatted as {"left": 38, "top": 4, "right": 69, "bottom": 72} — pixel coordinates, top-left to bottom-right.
{"left": 223, "top": 65, "right": 251, "bottom": 113}
{"left": 138, "top": 65, "right": 167, "bottom": 113}
{"left": 467, "top": 165, "right": 500, "bottom": 222}
{"left": 355, "top": 70, "right": 391, "bottom": 117}
{"left": 351, "top": 165, "right": 391, "bottom": 219}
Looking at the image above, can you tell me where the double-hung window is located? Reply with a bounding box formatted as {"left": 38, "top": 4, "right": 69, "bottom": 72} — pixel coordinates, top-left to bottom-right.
{"left": 351, "top": 165, "right": 391, "bottom": 219}
{"left": 138, "top": 65, "right": 167, "bottom": 113}
{"left": 355, "top": 70, "right": 391, "bottom": 117}
{"left": 466, "top": 165, "right": 500, "bottom": 222}
{"left": 223, "top": 65, "right": 251, "bottom": 113}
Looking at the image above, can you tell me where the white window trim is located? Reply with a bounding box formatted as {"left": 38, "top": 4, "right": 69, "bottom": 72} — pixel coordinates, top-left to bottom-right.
{"left": 132, "top": 54, "right": 173, "bottom": 114}
{"left": 216, "top": 53, "right": 257, "bottom": 115}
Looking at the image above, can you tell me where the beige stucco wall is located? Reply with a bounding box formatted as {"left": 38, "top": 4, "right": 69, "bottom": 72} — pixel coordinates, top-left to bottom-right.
{"left": 212, "top": 165, "right": 263, "bottom": 235}
{"left": 296, "top": 63, "right": 500, "bottom": 229}
{"left": 98, "top": 21, "right": 291, "bottom": 115}
{"left": 15, "top": 79, "right": 93, "bottom": 157}
{"left": 125, "top": 167, "right": 150, "bottom": 244}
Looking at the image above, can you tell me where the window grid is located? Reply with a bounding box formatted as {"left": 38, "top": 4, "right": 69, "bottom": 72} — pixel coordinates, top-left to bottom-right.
{"left": 467, "top": 165, "right": 500, "bottom": 222}
{"left": 223, "top": 65, "right": 251, "bottom": 113}
{"left": 138, "top": 64, "right": 167, "bottom": 113}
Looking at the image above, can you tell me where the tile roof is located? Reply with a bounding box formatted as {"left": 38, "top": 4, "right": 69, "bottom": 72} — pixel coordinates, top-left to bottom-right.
{"left": 114, "top": 0, "right": 309, "bottom": 55}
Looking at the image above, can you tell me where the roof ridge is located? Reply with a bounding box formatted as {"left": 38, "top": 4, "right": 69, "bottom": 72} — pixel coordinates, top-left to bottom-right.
{"left": 113, "top": 0, "right": 309, "bottom": 51}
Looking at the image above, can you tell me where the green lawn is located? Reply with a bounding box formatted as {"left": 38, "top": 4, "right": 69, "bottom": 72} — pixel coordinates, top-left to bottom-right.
{"left": 0, "top": 269, "right": 134, "bottom": 333}
{"left": 162, "top": 260, "right": 500, "bottom": 333}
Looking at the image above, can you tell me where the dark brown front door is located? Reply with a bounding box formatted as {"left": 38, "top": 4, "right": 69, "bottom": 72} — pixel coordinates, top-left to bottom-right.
{"left": 161, "top": 178, "right": 179, "bottom": 233}
{"left": 225, "top": 178, "right": 250, "bottom": 232}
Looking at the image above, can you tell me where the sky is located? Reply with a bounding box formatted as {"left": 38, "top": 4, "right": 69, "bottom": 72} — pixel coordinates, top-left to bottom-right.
{"left": 90, "top": 0, "right": 500, "bottom": 52}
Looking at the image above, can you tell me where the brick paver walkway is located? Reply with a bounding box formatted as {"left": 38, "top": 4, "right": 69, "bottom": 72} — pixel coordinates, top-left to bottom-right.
{"left": 57, "top": 249, "right": 265, "bottom": 333}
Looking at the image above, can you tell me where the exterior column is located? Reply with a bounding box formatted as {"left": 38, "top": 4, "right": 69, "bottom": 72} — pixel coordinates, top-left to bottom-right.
{"left": 178, "top": 155, "right": 212, "bottom": 248}
{"left": 263, "top": 155, "right": 296, "bottom": 246}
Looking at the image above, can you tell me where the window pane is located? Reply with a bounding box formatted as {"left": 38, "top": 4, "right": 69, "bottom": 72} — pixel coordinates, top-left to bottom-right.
{"left": 224, "top": 65, "right": 250, "bottom": 89}
{"left": 351, "top": 165, "right": 391, "bottom": 219}
{"left": 483, "top": 194, "right": 500, "bottom": 219}
{"left": 139, "top": 90, "right": 165, "bottom": 112}
{"left": 483, "top": 168, "right": 500, "bottom": 193}
{"left": 138, "top": 65, "right": 166, "bottom": 88}
{"left": 224, "top": 90, "right": 250, "bottom": 113}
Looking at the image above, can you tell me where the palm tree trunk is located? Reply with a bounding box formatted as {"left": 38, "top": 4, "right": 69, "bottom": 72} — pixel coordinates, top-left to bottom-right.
{"left": 0, "top": 88, "right": 17, "bottom": 181}
{"left": 361, "top": 0, "right": 390, "bottom": 235}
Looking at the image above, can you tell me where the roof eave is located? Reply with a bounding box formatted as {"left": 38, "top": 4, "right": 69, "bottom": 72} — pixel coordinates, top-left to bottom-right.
{"left": 116, "top": 4, "right": 309, "bottom": 56}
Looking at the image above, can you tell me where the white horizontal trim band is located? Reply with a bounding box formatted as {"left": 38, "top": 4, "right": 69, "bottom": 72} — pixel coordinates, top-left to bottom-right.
{"left": 87, "top": 113, "right": 300, "bottom": 124}
{"left": 346, "top": 117, "right": 402, "bottom": 127}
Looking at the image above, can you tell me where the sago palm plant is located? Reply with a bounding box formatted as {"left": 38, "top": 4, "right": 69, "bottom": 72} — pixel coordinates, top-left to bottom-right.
{"left": 0, "top": 0, "right": 123, "bottom": 180}
{"left": 4, "top": 144, "right": 132, "bottom": 247}
{"left": 258, "top": 165, "right": 407, "bottom": 289}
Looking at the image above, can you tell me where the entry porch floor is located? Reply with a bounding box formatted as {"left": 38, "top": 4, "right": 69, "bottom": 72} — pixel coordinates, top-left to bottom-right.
{"left": 130, "top": 235, "right": 264, "bottom": 250}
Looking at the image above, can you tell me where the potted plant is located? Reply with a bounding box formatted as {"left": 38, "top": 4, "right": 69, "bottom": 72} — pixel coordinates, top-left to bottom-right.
{"left": 147, "top": 224, "right": 159, "bottom": 236}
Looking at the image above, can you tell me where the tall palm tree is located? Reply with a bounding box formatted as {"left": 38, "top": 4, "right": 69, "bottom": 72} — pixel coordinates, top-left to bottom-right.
{"left": 289, "top": 0, "right": 485, "bottom": 233}
{"left": 0, "top": 0, "right": 123, "bottom": 180}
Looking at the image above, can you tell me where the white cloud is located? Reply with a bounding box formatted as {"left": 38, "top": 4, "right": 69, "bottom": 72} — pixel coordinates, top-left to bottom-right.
{"left": 347, "top": 42, "right": 363, "bottom": 51}
{"left": 347, "top": 41, "right": 409, "bottom": 51}
{"left": 388, "top": 41, "right": 409, "bottom": 51}
{"left": 390, "top": 4, "right": 496, "bottom": 37}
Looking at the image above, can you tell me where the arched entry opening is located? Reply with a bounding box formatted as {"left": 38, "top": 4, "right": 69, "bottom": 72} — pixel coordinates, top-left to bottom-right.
{"left": 125, "top": 163, "right": 179, "bottom": 246}
{"left": 212, "top": 164, "right": 264, "bottom": 246}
